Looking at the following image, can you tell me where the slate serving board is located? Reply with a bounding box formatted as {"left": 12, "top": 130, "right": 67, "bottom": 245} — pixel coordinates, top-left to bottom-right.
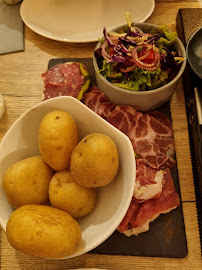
{"left": 47, "top": 58, "right": 188, "bottom": 258}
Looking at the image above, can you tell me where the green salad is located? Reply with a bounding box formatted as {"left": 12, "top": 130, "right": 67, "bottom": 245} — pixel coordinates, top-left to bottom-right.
{"left": 95, "top": 12, "right": 184, "bottom": 91}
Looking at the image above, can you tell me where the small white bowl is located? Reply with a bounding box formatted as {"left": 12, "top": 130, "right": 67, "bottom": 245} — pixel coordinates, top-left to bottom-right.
{"left": 0, "top": 96, "right": 136, "bottom": 259}
{"left": 93, "top": 23, "right": 186, "bottom": 111}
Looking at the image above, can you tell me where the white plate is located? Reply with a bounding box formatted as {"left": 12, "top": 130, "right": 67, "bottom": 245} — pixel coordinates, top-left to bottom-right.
{"left": 20, "top": 0, "right": 155, "bottom": 43}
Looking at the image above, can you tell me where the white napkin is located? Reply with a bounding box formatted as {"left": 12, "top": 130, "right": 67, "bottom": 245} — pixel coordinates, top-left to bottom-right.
{"left": 0, "top": 0, "right": 24, "bottom": 55}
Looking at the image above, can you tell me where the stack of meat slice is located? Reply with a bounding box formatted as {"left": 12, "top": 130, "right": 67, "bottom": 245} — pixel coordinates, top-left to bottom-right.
{"left": 118, "top": 168, "right": 180, "bottom": 235}
{"left": 83, "top": 85, "right": 180, "bottom": 236}
{"left": 41, "top": 62, "right": 180, "bottom": 236}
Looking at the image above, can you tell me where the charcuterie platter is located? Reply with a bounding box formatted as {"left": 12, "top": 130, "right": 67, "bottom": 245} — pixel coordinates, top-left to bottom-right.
{"left": 44, "top": 57, "right": 187, "bottom": 258}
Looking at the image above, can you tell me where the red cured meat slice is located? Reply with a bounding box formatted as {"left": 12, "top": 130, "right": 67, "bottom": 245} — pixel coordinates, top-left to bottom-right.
{"left": 108, "top": 105, "right": 139, "bottom": 136}
{"left": 148, "top": 110, "right": 173, "bottom": 131}
{"left": 83, "top": 87, "right": 176, "bottom": 170}
{"left": 134, "top": 159, "right": 165, "bottom": 202}
{"left": 136, "top": 159, "right": 157, "bottom": 185}
{"left": 42, "top": 64, "right": 64, "bottom": 85}
{"left": 124, "top": 168, "right": 180, "bottom": 236}
{"left": 118, "top": 198, "right": 140, "bottom": 233}
{"left": 60, "top": 62, "right": 85, "bottom": 87}
{"left": 83, "top": 85, "right": 115, "bottom": 120}
{"left": 42, "top": 62, "right": 86, "bottom": 101}
{"left": 82, "top": 87, "right": 179, "bottom": 236}
{"left": 43, "top": 82, "right": 76, "bottom": 100}
{"left": 128, "top": 111, "right": 176, "bottom": 169}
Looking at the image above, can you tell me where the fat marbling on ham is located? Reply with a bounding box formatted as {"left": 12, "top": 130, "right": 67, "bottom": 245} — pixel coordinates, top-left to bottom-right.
{"left": 107, "top": 105, "right": 138, "bottom": 136}
{"left": 128, "top": 110, "right": 176, "bottom": 170}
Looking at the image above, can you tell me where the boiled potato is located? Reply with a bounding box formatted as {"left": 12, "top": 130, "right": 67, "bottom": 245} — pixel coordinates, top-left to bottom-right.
{"left": 49, "top": 170, "right": 96, "bottom": 218}
{"left": 2, "top": 155, "right": 54, "bottom": 209}
{"left": 38, "top": 110, "right": 78, "bottom": 171}
{"left": 6, "top": 205, "right": 81, "bottom": 258}
{"left": 70, "top": 133, "right": 119, "bottom": 187}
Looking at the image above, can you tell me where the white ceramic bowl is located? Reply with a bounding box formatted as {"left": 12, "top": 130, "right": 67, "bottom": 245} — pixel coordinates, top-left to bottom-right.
{"left": 0, "top": 96, "right": 136, "bottom": 259}
{"left": 93, "top": 23, "right": 186, "bottom": 111}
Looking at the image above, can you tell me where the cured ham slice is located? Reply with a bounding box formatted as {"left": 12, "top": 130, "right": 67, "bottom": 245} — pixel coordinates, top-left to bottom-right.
{"left": 128, "top": 110, "right": 176, "bottom": 169}
{"left": 82, "top": 85, "right": 115, "bottom": 120}
{"left": 42, "top": 62, "right": 87, "bottom": 100}
{"left": 147, "top": 110, "right": 176, "bottom": 169}
{"left": 122, "top": 168, "right": 180, "bottom": 236}
{"left": 83, "top": 87, "right": 176, "bottom": 170}
{"left": 118, "top": 198, "right": 140, "bottom": 233}
{"left": 108, "top": 105, "right": 139, "bottom": 136}
{"left": 134, "top": 159, "right": 165, "bottom": 202}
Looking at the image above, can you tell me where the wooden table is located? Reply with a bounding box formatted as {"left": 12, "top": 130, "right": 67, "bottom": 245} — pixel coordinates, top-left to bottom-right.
{"left": 1, "top": 0, "right": 202, "bottom": 269}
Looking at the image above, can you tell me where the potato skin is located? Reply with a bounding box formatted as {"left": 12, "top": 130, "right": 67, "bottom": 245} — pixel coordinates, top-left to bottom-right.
{"left": 70, "top": 133, "right": 119, "bottom": 187}
{"left": 38, "top": 110, "right": 78, "bottom": 171}
{"left": 6, "top": 205, "right": 81, "bottom": 258}
{"left": 2, "top": 155, "right": 54, "bottom": 209}
{"left": 49, "top": 170, "right": 96, "bottom": 218}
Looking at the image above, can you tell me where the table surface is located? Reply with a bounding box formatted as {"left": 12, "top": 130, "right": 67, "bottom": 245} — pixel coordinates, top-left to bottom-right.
{"left": 1, "top": 0, "right": 202, "bottom": 269}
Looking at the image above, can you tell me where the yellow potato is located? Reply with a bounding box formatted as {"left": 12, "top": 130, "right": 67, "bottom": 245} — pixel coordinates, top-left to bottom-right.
{"left": 2, "top": 155, "right": 54, "bottom": 209}
{"left": 6, "top": 205, "right": 81, "bottom": 258}
{"left": 38, "top": 110, "right": 78, "bottom": 171}
{"left": 70, "top": 133, "right": 119, "bottom": 187}
{"left": 49, "top": 170, "right": 96, "bottom": 218}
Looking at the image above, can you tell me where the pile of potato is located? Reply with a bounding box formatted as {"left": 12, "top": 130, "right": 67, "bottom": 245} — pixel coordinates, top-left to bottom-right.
{"left": 2, "top": 110, "right": 119, "bottom": 258}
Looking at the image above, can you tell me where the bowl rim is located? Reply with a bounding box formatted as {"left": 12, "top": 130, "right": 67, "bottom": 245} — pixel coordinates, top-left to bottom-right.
{"left": 93, "top": 22, "right": 187, "bottom": 95}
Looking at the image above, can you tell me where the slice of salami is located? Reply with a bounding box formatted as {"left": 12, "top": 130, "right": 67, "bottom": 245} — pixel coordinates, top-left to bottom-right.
{"left": 42, "top": 62, "right": 88, "bottom": 101}
{"left": 43, "top": 82, "right": 76, "bottom": 100}
{"left": 42, "top": 63, "right": 64, "bottom": 85}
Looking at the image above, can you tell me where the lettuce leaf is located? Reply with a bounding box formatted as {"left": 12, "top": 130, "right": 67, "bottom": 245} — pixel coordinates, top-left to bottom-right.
{"left": 149, "top": 70, "right": 168, "bottom": 89}
{"left": 152, "top": 25, "right": 177, "bottom": 48}
{"left": 112, "top": 67, "right": 168, "bottom": 91}
{"left": 99, "top": 60, "right": 123, "bottom": 79}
